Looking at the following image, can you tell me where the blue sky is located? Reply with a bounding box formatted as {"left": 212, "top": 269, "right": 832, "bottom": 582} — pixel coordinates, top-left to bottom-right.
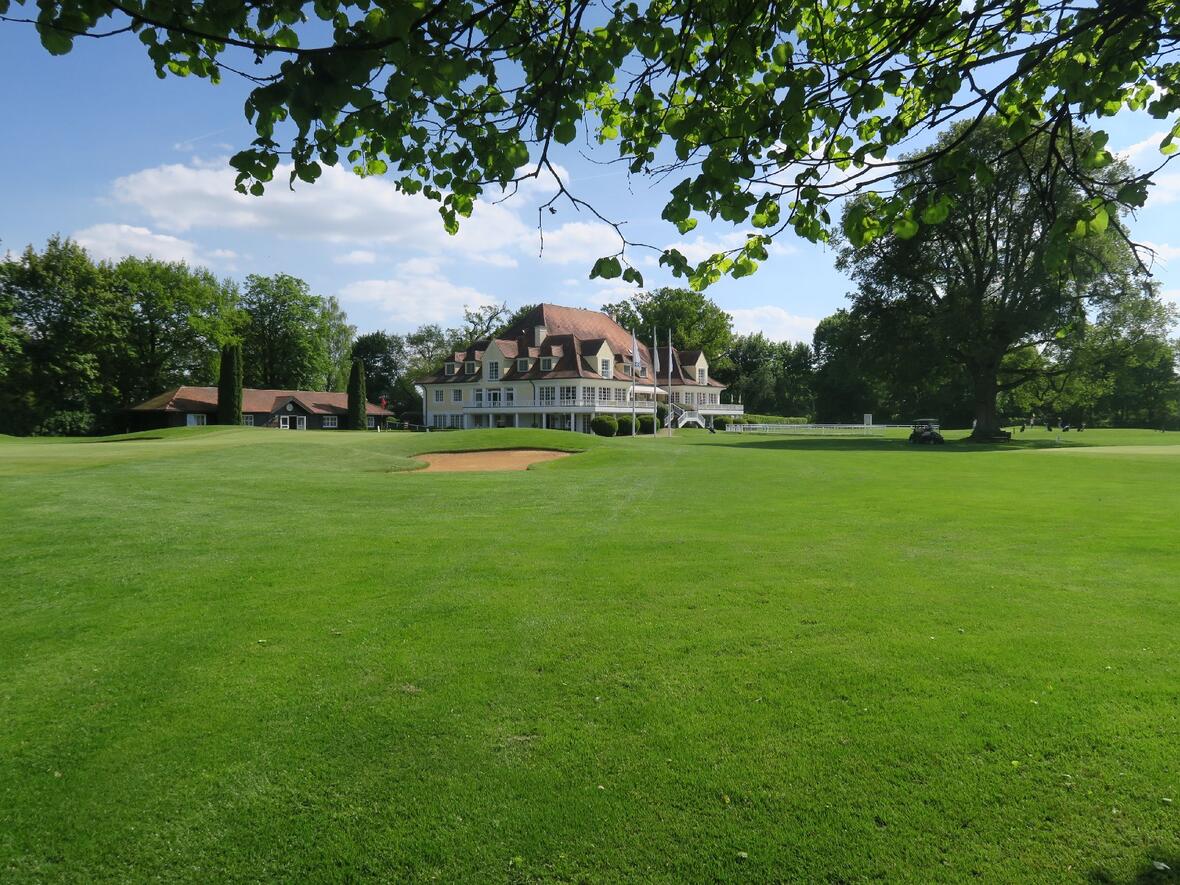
{"left": 2, "top": 22, "right": 1178, "bottom": 342}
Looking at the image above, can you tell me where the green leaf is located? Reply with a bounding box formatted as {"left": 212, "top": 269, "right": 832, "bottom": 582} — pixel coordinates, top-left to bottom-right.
{"left": 590, "top": 256, "right": 623, "bottom": 280}
{"left": 893, "top": 216, "right": 919, "bottom": 239}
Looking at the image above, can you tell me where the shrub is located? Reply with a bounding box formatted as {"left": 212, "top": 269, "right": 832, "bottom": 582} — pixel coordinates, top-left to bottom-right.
{"left": 616, "top": 415, "right": 634, "bottom": 435}
{"left": 33, "top": 410, "right": 96, "bottom": 437}
{"left": 638, "top": 414, "right": 656, "bottom": 434}
{"left": 590, "top": 415, "right": 618, "bottom": 436}
{"left": 713, "top": 416, "right": 729, "bottom": 431}
{"left": 656, "top": 403, "right": 669, "bottom": 427}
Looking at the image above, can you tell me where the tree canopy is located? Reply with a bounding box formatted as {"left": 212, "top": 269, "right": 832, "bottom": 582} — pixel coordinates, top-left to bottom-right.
{"left": 836, "top": 118, "right": 1143, "bottom": 438}
{"left": 602, "top": 287, "right": 733, "bottom": 360}
{"left": 7, "top": 0, "right": 1177, "bottom": 288}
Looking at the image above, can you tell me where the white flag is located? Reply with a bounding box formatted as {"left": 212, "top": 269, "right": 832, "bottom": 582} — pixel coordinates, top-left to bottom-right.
{"left": 653, "top": 327, "right": 661, "bottom": 373}
{"left": 632, "top": 329, "right": 642, "bottom": 374}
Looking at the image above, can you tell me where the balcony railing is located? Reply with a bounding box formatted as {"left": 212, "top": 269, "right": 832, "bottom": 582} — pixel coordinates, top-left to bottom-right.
{"left": 672, "top": 402, "right": 744, "bottom": 413}
{"left": 464, "top": 399, "right": 656, "bottom": 411}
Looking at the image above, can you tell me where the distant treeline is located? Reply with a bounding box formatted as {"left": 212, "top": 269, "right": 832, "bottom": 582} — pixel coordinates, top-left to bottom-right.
{"left": 0, "top": 238, "right": 536, "bottom": 435}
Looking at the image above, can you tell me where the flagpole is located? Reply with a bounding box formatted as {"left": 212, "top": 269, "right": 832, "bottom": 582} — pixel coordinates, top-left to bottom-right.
{"left": 652, "top": 324, "right": 658, "bottom": 437}
{"left": 630, "top": 328, "right": 637, "bottom": 435}
{"left": 667, "top": 328, "right": 673, "bottom": 436}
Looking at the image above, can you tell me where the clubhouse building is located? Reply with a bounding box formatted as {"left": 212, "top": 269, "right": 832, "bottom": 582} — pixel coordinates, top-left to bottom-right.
{"left": 415, "top": 303, "right": 743, "bottom": 432}
{"left": 128, "top": 387, "right": 393, "bottom": 431}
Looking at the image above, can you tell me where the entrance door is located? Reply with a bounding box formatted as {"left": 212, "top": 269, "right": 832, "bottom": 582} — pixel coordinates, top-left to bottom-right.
{"left": 279, "top": 415, "right": 290, "bottom": 429}
{"left": 295, "top": 415, "right": 306, "bottom": 430}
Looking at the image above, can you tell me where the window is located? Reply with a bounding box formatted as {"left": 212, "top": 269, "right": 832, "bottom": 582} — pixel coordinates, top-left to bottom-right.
{"left": 614, "top": 388, "right": 625, "bottom": 403}
{"left": 538, "top": 385, "right": 556, "bottom": 405}
{"left": 671, "top": 392, "right": 679, "bottom": 404}
{"left": 367, "top": 416, "right": 377, "bottom": 428}
{"left": 488, "top": 361, "right": 500, "bottom": 380}
{"left": 474, "top": 389, "right": 484, "bottom": 404}
{"left": 432, "top": 414, "right": 446, "bottom": 428}
{"left": 452, "top": 388, "right": 462, "bottom": 402}
{"left": 697, "top": 367, "right": 707, "bottom": 384}
{"left": 451, "top": 415, "right": 464, "bottom": 428}
{"left": 433, "top": 389, "right": 444, "bottom": 402}
{"left": 322, "top": 415, "right": 338, "bottom": 429}
{"left": 638, "top": 366, "right": 647, "bottom": 378}
{"left": 242, "top": 414, "right": 254, "bottom": 426}
{"left": 487, "top": 388, "right": 502, "bottom": 404}
{"left": 518, "top": 358, "right": 530, "bottom": 372}
{"left": 599, "top": 387, "right": 610, "bottom": 402}
{"left": 600, "top": 358, "right": 611, "bottom": 379}
{"left": 623, "top": 364, "right": 632, "bottom": 376}
{"left": 560, "top": 385, "right": 576, "bottom": 405}
{"left": 187, "top": 413, "right": 207, "bottom": 426}
{"left": 709, "top": 393, "right": 718, "bottom": 404}
{"left": 505, "top": 388, "right": 515, "bottom": 404}
{"left": 582, "top": 387, "right": 596, "bottom": 405}
{"left": 698, "top": 392, "right": 706, "bottom": 405}
{"left": 541, "top": 357, "right": 555, "bottom": 371}
{"left": 445, "top": 362, "right": 458, "bottom": 375}
{"left": 465, "top": 361, "right": 478, "bottom": 374}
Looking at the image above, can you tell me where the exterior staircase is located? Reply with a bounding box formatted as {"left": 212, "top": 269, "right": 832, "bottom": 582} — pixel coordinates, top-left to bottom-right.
{"left": 670, "top": 403, "right": 706, "bottom": 429}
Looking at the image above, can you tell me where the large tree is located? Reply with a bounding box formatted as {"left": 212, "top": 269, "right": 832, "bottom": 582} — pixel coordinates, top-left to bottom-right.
{"left": 217, "top": 342, "right": 243, "bottom": 426}
{"left": 837, "top": 119, "right": 1142, "bottom": 439}
{"left": 318, "top": 295, "right": 356, "bottom": 392}
{"left": 9, "top": 0, "right": 1174, "bottom": 287}
{"left": 240, "top": 273, "right": 330, "bottom": 390}
{"left": 603, "top": 288, "right": 733, "bottom": 361}
{"left": 0, "top": 237, "right": 123, "bottom": 435}
{"left": 350, "top": 331, "right": 407, "bottom": 402}
{"left": 109, "top": 256, "right": 239, "bottom": 406}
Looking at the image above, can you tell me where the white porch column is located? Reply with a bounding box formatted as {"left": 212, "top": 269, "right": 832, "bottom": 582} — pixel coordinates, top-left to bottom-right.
{"left": 569, "top": 411, "right": 574, "bottom": 432}
{"left": 514, "top": 413, "right": 519, "bottom": 428}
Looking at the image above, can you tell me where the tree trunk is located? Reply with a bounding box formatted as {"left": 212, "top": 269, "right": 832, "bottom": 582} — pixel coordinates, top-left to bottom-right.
{"left": 969, "top": 366, "right": 1007, "bottom": 440}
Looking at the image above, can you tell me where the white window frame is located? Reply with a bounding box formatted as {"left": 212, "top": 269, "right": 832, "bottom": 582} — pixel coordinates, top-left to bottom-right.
{"left": 538, "top": 385, "right": 556, "bottom": 405}
{"left": 474, "top": 388, "right": 484, "bottom": 404}
{"left": 581, "top": 387, "right": 596, "bottom": 405}
{"left": 242, "top": 414, "right": 254, "bottom": 426}
{"left": 488, "top": 361, "right": 500, "bottom": 381}
{"left": 697, "top": 367, "right": 707, "bottom": 385}
{"left": 698, "top": 392, "right": 706, "bottom": 405}
{"left": 614, "top": 388, "right": 625, "bottom": 403}
{"left": 487, "top": 388, "right": 502, "bottom": 404}
{"left": 518, "top": 358, "right": 530, "bottom": 372}
{"left": 541, "top": 357, "right": 555, "bottom": 371}
{"left": 452, "top": 388, "right": 462, "bottom": 402}
{"left": 598, "top": 387, "right": 610, "bottom": 402}
{"left": 322, "top": 415, "right": 338, "bottom": 429}
{"left": 623, "top": 364, "right": 632, "bottom": 377}
{"left": 445, "top": 362, "right": 458, "bottom": 376}
{"left": 560, "top": 385, "right": 577, "bottom": 405}
{"left": 433, "top": 388, "right": 444, "bottom": 402}
{"left": 600, "top": 358, "right": 611, "bottom": 379}
{"left": 505, "top": 388, "right": 515, "bottom": 404}
{"left": 465, "top": 361, "right": 478, "bottom": 375}
{"left": 367, "top": 416, "right": 377, "bottom": 428}
{"left": 187, "top": 413, "right": 207, "bottom": 427}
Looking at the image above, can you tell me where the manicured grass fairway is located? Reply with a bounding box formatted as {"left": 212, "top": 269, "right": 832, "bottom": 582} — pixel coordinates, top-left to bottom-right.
{"left": 1, "top": 427, "right": 1178, "bottom": 882}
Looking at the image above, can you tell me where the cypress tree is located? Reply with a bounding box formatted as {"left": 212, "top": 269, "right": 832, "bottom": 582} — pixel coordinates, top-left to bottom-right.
{"left": 217, "top": 343, "right": 243, "bottom": 425}
{"left": 347, "top": 358, "right": 367, "bottom": 429}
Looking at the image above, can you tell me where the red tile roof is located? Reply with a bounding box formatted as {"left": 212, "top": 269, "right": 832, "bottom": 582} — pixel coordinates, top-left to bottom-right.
{"left": 131, "top": 387, "right": 393, "bottom": 416}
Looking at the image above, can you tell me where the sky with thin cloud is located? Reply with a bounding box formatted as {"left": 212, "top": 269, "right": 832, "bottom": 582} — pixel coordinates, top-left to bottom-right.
{"left": 2, "top": 25, "right": 1177, "bottom": 341}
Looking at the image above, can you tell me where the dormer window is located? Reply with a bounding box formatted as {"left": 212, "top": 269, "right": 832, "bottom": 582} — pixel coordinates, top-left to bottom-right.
{"left": 517, "top": 358, "right": 530, "bottom": 372}
{"left": 697, "top": 368, "right": 706, "bottom": 385}
{"left": 623, "top": 364, "right": 632, "bottom": 377}
{"left": 445, "top": 362, "right": 458, "bottom": 376}
{"left": 465, "top": 361, "right": 478, "bottom": 375}
{"left": 541, "top": 357, "right": 555, "bottom": 371}
{"left": 600, "top": 358, "right": 611, "bottom": 379}
{"left": 488, "top": 361, "right": 500, "bottom": 381}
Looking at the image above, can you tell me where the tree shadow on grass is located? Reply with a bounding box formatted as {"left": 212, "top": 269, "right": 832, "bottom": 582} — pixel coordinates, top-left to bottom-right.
{"left": 1089, "top": 853, "right": 1179, "bottom": 883}
{"left": 693, "top": 435, "right": 1079, "bottom": 454}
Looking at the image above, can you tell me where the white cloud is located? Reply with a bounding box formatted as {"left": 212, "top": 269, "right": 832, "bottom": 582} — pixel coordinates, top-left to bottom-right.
{"left": 1117, "top": 131, "right": 1171, "bottom": 166}
{"left": 334, "top": 249, "right": 377, "bottom": 265}
{"left": 537, "top": 220, "right": 620, "bottom": 264}
{"left": 1138, "top": 240, "right": 1180, "bottom": 265}
{"left": 72, "top": 223, "right": 230, "bottom": 266}
{"left": 339, "top": 274, "right": 497, "bottom": 329}
{"left": 728, "top": 305, "right": 820, "bottom": 343}
{"left": 664, "top": 230, "right": 797, "bottom": 267}
{"left": 109, "top": 161, "right": 533, "bottom": 266}
{"left": 1147, "top": 171, "right": 1180, "bottom": 206}
{"left": 395, "top": 256, "right": 442, "bottom": 276}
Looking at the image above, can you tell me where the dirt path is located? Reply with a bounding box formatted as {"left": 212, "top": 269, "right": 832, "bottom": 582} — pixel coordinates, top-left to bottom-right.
{"left": 415, "top": 449, "right": 573, "bottom": 472}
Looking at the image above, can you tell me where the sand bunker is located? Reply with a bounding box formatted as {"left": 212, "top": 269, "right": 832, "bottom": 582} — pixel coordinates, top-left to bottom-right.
{"left": 415, "top": 449, "right": 573, "bottom": 472}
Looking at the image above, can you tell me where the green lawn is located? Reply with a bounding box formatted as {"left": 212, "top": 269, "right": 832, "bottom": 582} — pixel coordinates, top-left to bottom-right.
{"left": 1, "top": 427, "right": 1177, "bottom": 882}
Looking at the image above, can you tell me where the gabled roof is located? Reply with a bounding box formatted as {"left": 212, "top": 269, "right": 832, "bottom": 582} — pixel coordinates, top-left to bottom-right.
{"left": 131, "top": 387, "right": 393, "bottom": 416}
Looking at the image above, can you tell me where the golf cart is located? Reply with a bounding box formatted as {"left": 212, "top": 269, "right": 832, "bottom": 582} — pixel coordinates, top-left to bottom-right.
{"left": 909, "top": 419, "right": 945, "bottom": 445}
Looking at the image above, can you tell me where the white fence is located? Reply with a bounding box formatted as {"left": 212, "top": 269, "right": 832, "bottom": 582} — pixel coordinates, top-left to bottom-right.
{"left": 726, "top": 422, "right": 938, "bottom": 436}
